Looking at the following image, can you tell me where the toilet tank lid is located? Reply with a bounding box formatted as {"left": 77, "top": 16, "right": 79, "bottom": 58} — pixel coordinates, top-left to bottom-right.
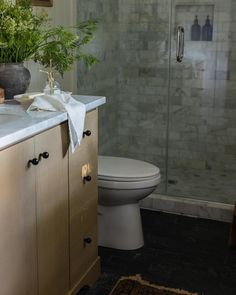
{"left": 98, "top": 156, "right": 160, "bottom": 180}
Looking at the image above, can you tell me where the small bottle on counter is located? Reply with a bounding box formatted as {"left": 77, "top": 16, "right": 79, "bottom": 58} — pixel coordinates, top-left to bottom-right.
{"left": 40, "top": 59, "right": 61, "bottom": 96}
{"left": 0, "top": 88, "right": 5, "bottom": 104}
{"left": 44, "top": 80, "right": 61, "bottom": 95}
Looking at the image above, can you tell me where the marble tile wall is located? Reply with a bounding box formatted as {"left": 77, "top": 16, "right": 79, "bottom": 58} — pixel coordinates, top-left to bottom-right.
{"left": 115, "top": 0, "right": 170, "bottom": 194}
{"left": 111, "top": 0, "right": 170, "bottom": 191}
{"left": 77, "top": 0, "right": 119, "bottom": 154}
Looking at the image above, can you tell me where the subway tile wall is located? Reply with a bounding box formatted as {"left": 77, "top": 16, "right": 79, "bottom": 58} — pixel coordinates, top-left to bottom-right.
{"left": 115, "top": 0, "right": 170, "bottom": 176}
{"left": 77, "top": 0, "right": 120, "bottom": 154}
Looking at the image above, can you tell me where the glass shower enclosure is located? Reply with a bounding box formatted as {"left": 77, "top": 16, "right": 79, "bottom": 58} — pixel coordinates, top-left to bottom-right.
{"left": 77, "top": 0, "right": 236, "bottom": 205}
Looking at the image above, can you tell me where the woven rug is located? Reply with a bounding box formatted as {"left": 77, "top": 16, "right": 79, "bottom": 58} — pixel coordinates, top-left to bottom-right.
{"left": 109, "top": 275, "right": 198, "bottom": 295}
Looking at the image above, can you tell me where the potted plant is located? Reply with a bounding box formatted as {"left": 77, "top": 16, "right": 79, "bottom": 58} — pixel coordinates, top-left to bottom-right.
{"left": 0, "top": 0, "right": 98, "bottom": 99}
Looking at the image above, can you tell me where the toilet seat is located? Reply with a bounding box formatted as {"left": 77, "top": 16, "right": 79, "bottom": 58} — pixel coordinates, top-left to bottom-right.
{"left": 98, "top": 156, "right": 161, "bottom": 189}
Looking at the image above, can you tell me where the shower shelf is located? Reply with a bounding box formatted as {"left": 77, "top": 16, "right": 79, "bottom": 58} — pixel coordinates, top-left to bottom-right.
{"left": 175, "top": 4, "right": 214, "bottom": 42}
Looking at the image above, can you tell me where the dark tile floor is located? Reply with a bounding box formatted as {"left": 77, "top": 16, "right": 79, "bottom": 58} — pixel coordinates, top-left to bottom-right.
{"left": 78, "top": 209, "right": 236, "bottom": 295}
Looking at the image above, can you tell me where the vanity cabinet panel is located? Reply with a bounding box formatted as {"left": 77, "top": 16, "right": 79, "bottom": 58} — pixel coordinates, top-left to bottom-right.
{"left": 69, "top": 109, "right": 99, "bottom": 290}
{"left": 0, "top": 138, "right": 38, "bottom": 295}
{"left": 35, "top": 123, "right": 70, "bottom": 295}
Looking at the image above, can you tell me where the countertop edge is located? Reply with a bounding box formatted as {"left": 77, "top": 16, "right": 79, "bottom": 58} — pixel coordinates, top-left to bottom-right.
{"left": 75, "top": 95, "right": 106, "bottom": 112}
{"left": 0, "top": 95, "right": 106, "bottom": 151}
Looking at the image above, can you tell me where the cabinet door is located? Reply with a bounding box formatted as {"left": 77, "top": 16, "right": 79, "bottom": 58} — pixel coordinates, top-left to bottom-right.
{"left": 0, "top": 138, "right": 38, "bottom": 295}
{"left": 69, "top": 110, "right": 99, "bottom": 289}
{"left": 35, "top": 123, "right": 69, "bottom": 295}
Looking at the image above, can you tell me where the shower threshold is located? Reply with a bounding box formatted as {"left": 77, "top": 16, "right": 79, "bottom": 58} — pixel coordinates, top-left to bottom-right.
{"left": 140, "top": 193, "right": 234, "bottom": 223}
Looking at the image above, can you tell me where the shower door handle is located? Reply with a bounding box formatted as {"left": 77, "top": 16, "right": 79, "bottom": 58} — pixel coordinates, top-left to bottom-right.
{"left": 176, "top": 26, "right": 185, "bottom": 63}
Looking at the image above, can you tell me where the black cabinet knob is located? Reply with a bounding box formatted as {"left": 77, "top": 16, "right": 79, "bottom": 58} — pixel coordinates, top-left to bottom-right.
{"left": 39, "top": 152, "right": 49, "bottom": 159}
{"left": 84, "top": 237, "right": 92, "bottom": 244}
{"left": 83, "top": 130, "right": 92, "bottom": 137}
{"left": 83, "top": 175, "right": 92, "bottom": 182}
{"left": 28, "top": 158, "right": 39, "bottom": 166}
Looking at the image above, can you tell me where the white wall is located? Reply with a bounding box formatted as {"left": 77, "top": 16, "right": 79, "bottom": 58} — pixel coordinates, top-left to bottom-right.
{"left": 26, "top": 0, "right": 77, "bottom": 93}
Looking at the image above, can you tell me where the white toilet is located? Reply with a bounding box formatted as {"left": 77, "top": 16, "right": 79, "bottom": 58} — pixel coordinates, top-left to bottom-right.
{"left": 98, "top": 156, "right": 161, "bottom": 250}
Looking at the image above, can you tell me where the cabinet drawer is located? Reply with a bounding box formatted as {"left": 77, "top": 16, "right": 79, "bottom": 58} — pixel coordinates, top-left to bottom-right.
{"left": 70, "top": 146, "right": 97, "bottom": 217}
{"left": 70, "top": 199, "right": 98, "bottom": 287}
{"left": 69, "top": 109, "right": 98, "bottom": 218}
{"left": 69, "top": 109, "right": 99, "bottom": 289}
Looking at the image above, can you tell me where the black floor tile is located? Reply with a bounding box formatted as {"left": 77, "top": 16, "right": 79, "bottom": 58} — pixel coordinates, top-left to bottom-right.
{"left": 78, "top": 210, "right": 236, "bottom": 295}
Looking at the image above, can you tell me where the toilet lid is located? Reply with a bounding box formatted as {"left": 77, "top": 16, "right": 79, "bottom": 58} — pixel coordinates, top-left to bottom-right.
{"left": 98, "top": 156, "right": 160, "bottom": 182}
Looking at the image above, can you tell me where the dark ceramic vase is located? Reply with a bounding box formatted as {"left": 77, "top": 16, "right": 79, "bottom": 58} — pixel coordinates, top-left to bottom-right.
{"left": 0, "top": 63, "right": 31, "bottom": 99}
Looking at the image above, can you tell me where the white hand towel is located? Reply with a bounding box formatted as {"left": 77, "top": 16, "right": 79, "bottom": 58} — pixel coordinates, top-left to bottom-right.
{"left": 27, "top": 92, "right": 86, "bottom": 153}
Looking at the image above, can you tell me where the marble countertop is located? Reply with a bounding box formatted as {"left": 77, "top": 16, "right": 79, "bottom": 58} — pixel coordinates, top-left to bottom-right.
{"left": 0, "top": 95, "right": 106, "bottom": 151}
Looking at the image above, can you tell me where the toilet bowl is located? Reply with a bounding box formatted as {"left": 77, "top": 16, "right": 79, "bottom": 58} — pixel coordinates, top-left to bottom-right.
{"left": 98, "top": 156, "right": 161, "bottom": 250}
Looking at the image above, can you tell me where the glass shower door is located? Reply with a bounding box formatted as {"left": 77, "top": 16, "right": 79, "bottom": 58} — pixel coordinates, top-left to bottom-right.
{"left": 115, "top": 0, "right": 171, "bottom": 195}
{"left": 167, "top": 0, "right": 236, "bottom": 204}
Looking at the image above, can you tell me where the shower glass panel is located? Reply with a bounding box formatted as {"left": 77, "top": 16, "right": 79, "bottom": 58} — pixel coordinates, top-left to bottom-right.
{"left": 77, "top": 0, "right": 171, "bottom": 194}
{"left": 77, "top": 0, "right": 236, "bottom": 205}
{"left": 168, "top": 0, "right": 236, "bottom": 204}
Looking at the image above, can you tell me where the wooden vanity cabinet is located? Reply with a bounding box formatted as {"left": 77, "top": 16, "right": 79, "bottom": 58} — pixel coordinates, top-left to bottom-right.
{"left": 0, "top": 109, "right": 100, "bottom": 295}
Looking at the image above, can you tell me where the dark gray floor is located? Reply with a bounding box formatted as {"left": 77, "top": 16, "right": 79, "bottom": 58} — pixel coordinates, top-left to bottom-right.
{"left": 79, "top": 209, "right": 236, "bottom": 295}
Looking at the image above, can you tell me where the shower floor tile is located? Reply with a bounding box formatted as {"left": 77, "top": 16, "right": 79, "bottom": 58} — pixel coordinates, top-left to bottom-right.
{"left": 157, "top": 168, "right": 236, "bottom": 204}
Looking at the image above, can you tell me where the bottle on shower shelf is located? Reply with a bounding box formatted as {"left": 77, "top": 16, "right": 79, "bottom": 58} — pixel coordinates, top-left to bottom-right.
{"left": 191, "top": 15, "right": 201, "bottom": 41}
{"left": 202, "top": 15, "right": 213, "bottom": 41}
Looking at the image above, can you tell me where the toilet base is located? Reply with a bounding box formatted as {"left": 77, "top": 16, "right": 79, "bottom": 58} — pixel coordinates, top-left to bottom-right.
{"left": 98, "top": 203, "right": 144, "bottom": 250}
